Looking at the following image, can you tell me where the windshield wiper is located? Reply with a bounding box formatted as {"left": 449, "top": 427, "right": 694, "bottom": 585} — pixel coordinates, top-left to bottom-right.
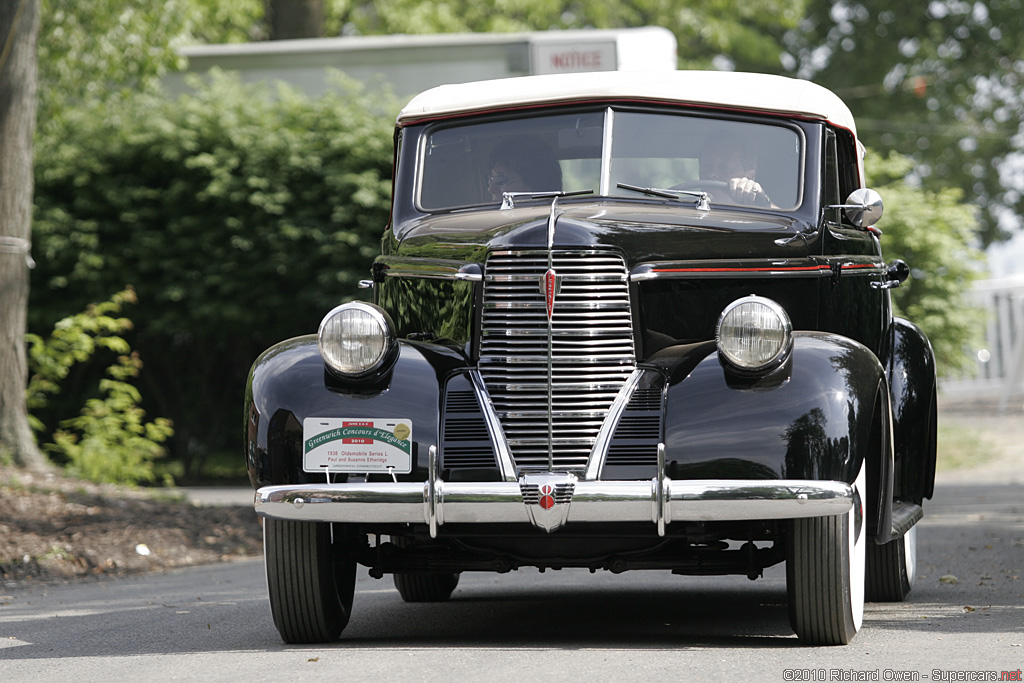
{"left": 501, "top": 188, "right": 593, "bottom": 210}
{"left": 617, "top": 182, "right": 710, "bottom": 212}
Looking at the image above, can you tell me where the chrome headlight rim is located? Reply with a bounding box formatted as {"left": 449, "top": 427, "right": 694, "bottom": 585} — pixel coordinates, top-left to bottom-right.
{"left": 317, "top": 302, "right": 398, "bottom": 379}
{"left": 715, "top": 295, "right": 793, "bottom": 373}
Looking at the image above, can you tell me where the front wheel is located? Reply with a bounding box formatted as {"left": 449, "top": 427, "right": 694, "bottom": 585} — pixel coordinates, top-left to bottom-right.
{"left": 787, "top": 466, "right": 866, "bottom": 645}
{"left": 264, "top": 518, "right": 357, "bottom": 644}
{"left": 866, "top": 525, "right": 917, "bottom": 602}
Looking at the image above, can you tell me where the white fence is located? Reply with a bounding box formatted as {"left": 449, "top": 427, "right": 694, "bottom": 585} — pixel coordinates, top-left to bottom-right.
{"left": 940, "top": 274, "right": 1024, "bottom": 412}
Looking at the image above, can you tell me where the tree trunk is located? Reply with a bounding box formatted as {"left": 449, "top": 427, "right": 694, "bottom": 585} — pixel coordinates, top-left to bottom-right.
{"left": 0, "top": 0, "right": 48, "bottom": 471}
{"left": 266, "top": 0, "right": 325, "bottom": 40}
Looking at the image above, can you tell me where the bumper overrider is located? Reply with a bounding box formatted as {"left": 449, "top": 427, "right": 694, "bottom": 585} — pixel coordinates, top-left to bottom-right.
{"left": 254, "top": 445, "right": 853, "bottom": 536}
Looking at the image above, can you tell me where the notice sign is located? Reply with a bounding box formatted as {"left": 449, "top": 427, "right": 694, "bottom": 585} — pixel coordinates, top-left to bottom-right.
{"left": 303, "top": 418, "right": 413, "bottom": 473}
{"left": 531, "top": 40, "right": 617, "bottom": 75}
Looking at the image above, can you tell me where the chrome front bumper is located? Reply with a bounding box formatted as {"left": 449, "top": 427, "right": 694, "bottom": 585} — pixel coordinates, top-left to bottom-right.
{"left": 255, "top": 467, "right": 853, "bottom": 537}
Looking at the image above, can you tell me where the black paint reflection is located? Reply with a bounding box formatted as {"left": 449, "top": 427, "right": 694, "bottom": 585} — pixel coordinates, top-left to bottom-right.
{"left": 662, "top": 334, "right": 882, "bottom": 484}
{"left": 782, "top": 406, "right": 851, "bottom": 481}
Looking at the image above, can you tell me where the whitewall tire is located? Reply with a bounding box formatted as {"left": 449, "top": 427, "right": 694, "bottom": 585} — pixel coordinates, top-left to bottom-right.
{"left": 787, "top": 462, "right": 866, "bottom": 645}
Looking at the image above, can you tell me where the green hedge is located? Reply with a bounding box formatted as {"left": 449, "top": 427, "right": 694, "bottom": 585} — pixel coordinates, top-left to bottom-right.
{"left": 31, "top": 73, "right": 398, "bottom": 475}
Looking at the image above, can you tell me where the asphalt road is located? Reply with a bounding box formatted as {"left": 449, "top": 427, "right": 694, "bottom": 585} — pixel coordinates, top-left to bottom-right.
{"left": 2, "top": 444, "right": 1021, "bottom": 682}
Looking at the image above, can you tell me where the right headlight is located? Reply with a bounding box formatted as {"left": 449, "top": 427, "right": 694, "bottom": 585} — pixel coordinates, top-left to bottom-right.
{"left": 317, "top": 302, "right": 397, "bottom": 378}
{"left": 715, "top": 296, "right": 793, "bottom": 372}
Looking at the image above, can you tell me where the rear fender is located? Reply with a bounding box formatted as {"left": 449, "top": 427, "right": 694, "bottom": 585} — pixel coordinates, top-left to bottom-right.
{"left": 888, "top": 318, "right": 938, "bottom": 503}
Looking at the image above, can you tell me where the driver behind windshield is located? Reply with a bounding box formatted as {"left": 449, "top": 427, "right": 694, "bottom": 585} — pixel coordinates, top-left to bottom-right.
{"left": 699, "top": 137, "right": 772, "bottom": 207}
{"left": 487, "top": 139, "right": 562, "bottom": 200}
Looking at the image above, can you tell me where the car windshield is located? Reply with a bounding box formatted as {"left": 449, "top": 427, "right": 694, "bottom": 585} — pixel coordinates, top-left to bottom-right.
{"left": 418, "top": 108, "right": 803, "bottom": 211}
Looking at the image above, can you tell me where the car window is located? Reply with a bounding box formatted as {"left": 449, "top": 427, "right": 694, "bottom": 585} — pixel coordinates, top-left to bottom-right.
{"left": 419, "top": 112, "right": 603, "bottom": 210}
{"left": 608, "top": 112, "right": 802, "bottom": 210}
{"left": 823, "top": 128, "right": 842, "bottom": 210}
{"left": 417, "top": 109, "right": 802, "bottom": 211}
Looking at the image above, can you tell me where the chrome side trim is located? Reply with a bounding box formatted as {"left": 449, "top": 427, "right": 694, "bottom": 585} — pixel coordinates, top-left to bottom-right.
{"left": 380, "top": 259, "right": 484, "bottom": 282}
{"left": 583, "top": 367, "right": 645, "bottom": 481}
{"left": 255, "top": 478, "right": 853, "bottom": 526}
{"left": 467, "top": 369, "right": 518, "bottom": 482}
{"left": 630, "top": 268, "right": 832, "bottom": 282}
{"left": 630, "top": 259, "right": 887, "bottom": 282}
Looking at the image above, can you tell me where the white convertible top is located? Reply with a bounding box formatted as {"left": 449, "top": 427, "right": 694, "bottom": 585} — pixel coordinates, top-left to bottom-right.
{"left": 398, "top": 70, "right": 857, "bottom": 135}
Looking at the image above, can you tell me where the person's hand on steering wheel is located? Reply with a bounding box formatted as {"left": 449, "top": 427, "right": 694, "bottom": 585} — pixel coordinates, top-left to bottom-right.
{"left": 728, "top": 177, "right": 771, "bottom": 206}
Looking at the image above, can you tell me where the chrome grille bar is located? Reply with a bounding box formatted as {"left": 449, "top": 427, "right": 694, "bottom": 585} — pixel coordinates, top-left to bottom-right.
{"left": 480, "top": 250, "right": 636, "bottom": 472}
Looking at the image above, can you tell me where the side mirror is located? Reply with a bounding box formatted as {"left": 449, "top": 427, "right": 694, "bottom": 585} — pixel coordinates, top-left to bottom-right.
{"left": 842, "top": 188, "right": 884, "bottom": 228}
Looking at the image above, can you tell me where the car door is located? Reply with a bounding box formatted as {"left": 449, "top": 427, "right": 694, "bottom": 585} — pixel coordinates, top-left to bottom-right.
{"left": 818, "top": 126, "right": 888, "bottom": 358}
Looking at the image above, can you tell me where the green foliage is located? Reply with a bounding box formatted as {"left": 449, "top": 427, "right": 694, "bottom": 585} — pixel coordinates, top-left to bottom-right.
{"left": 166, "top": 0, "right": 807, "bottom": 72}
{"left": 36, "top": 0, "right": 808, "bottom": 81}
{"left": 36, "top": 0, "right": 275, "bottom": 119}
{"left": 31, "top": 73, "right": 397, "bottom": 469}
{"left": 26, "top": 289, "right": 173, "bottom": 485}
{"left": 26, "top": 289, "right": 135, "bottom": 426}
{"left": 319, "top": 0, "right": 807, "bottom": 72}
{"left": 866, "top": 150, "right": 987, "bottom": 376}
{"left": 37, "top": 0, "right": 190, "bottom": 128}
{"left": 186, "top": 0, "right": 266, "bottom": 42}
{"left": 47, "top": 351, "right": 174, "bottom": 485}
{"left": 788, "top": 0, "right": 1024, "bottom": 246}
{"left": 33, "top": 71, "right": 395, "bottom": 336}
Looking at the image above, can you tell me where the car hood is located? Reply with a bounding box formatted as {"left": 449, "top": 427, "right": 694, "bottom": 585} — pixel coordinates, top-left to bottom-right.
{"left": 390, "top": 200, "right": 816, "bottom": 265}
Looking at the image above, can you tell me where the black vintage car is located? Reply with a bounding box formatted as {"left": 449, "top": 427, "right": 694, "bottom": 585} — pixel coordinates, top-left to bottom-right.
{"left": 244, "top": 70, "right": 937, "bottom": 646}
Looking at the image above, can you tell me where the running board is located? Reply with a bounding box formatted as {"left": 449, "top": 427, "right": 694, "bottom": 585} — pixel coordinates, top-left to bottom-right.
{"left": 888, "top": 502, "right": 923, "bottom": 540}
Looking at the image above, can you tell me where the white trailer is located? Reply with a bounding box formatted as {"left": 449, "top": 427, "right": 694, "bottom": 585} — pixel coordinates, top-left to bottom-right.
{"left": 166, "top": 27, "right": 677, "bottom": 97}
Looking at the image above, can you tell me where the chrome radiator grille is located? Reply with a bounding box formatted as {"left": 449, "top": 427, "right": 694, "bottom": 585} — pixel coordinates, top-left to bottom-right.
{"left": 479, "top": 250, "right": 636, "bottom": 472}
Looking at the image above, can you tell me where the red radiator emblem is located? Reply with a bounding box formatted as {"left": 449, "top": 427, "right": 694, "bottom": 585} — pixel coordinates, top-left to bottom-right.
{"left": 539, "top": 484, "right": 555, "bottom": 510}
{"left": 520, "top": 473, "right": 577, "bottom": 533}
{"left": 543, "top": 268, "right": 557, "bottom": 320}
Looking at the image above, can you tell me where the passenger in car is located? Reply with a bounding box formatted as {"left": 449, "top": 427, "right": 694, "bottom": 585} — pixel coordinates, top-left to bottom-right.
{"left": 487, "top": 138, "right": 563, "bottom": 200}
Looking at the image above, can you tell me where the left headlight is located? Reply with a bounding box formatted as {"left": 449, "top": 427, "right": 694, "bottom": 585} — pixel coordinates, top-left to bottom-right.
{"left": 715, "top": 296, "right": 792, "bottom": 372}
{"left": 318, "top": 302, "right": 397, "bottom": 378}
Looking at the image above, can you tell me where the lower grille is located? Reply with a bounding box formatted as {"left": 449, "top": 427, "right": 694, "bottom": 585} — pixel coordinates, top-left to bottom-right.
{"left": 479, "top": 250, "right": 636, "bottom": 472}
{"left": 604, "top": 387, "right": 665, "bottom": 471}
{"left": 440, "top": 388, "right": 496, "bottom": 471}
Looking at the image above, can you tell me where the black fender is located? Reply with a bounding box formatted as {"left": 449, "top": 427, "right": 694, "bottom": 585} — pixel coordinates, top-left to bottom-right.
{"left": 888, "top": 317, "right": 938, "bottom": 503}
{"left": 244, "top": 336, "right": 467, "bottom": 489}
{"left": 651, "top": 332, "right": 894, "bottom": 537}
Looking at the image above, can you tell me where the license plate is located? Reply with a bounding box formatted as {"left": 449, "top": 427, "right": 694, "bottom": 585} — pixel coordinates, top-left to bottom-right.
{"left": 302, "top": 418, "right": 413, "bottom": 474}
